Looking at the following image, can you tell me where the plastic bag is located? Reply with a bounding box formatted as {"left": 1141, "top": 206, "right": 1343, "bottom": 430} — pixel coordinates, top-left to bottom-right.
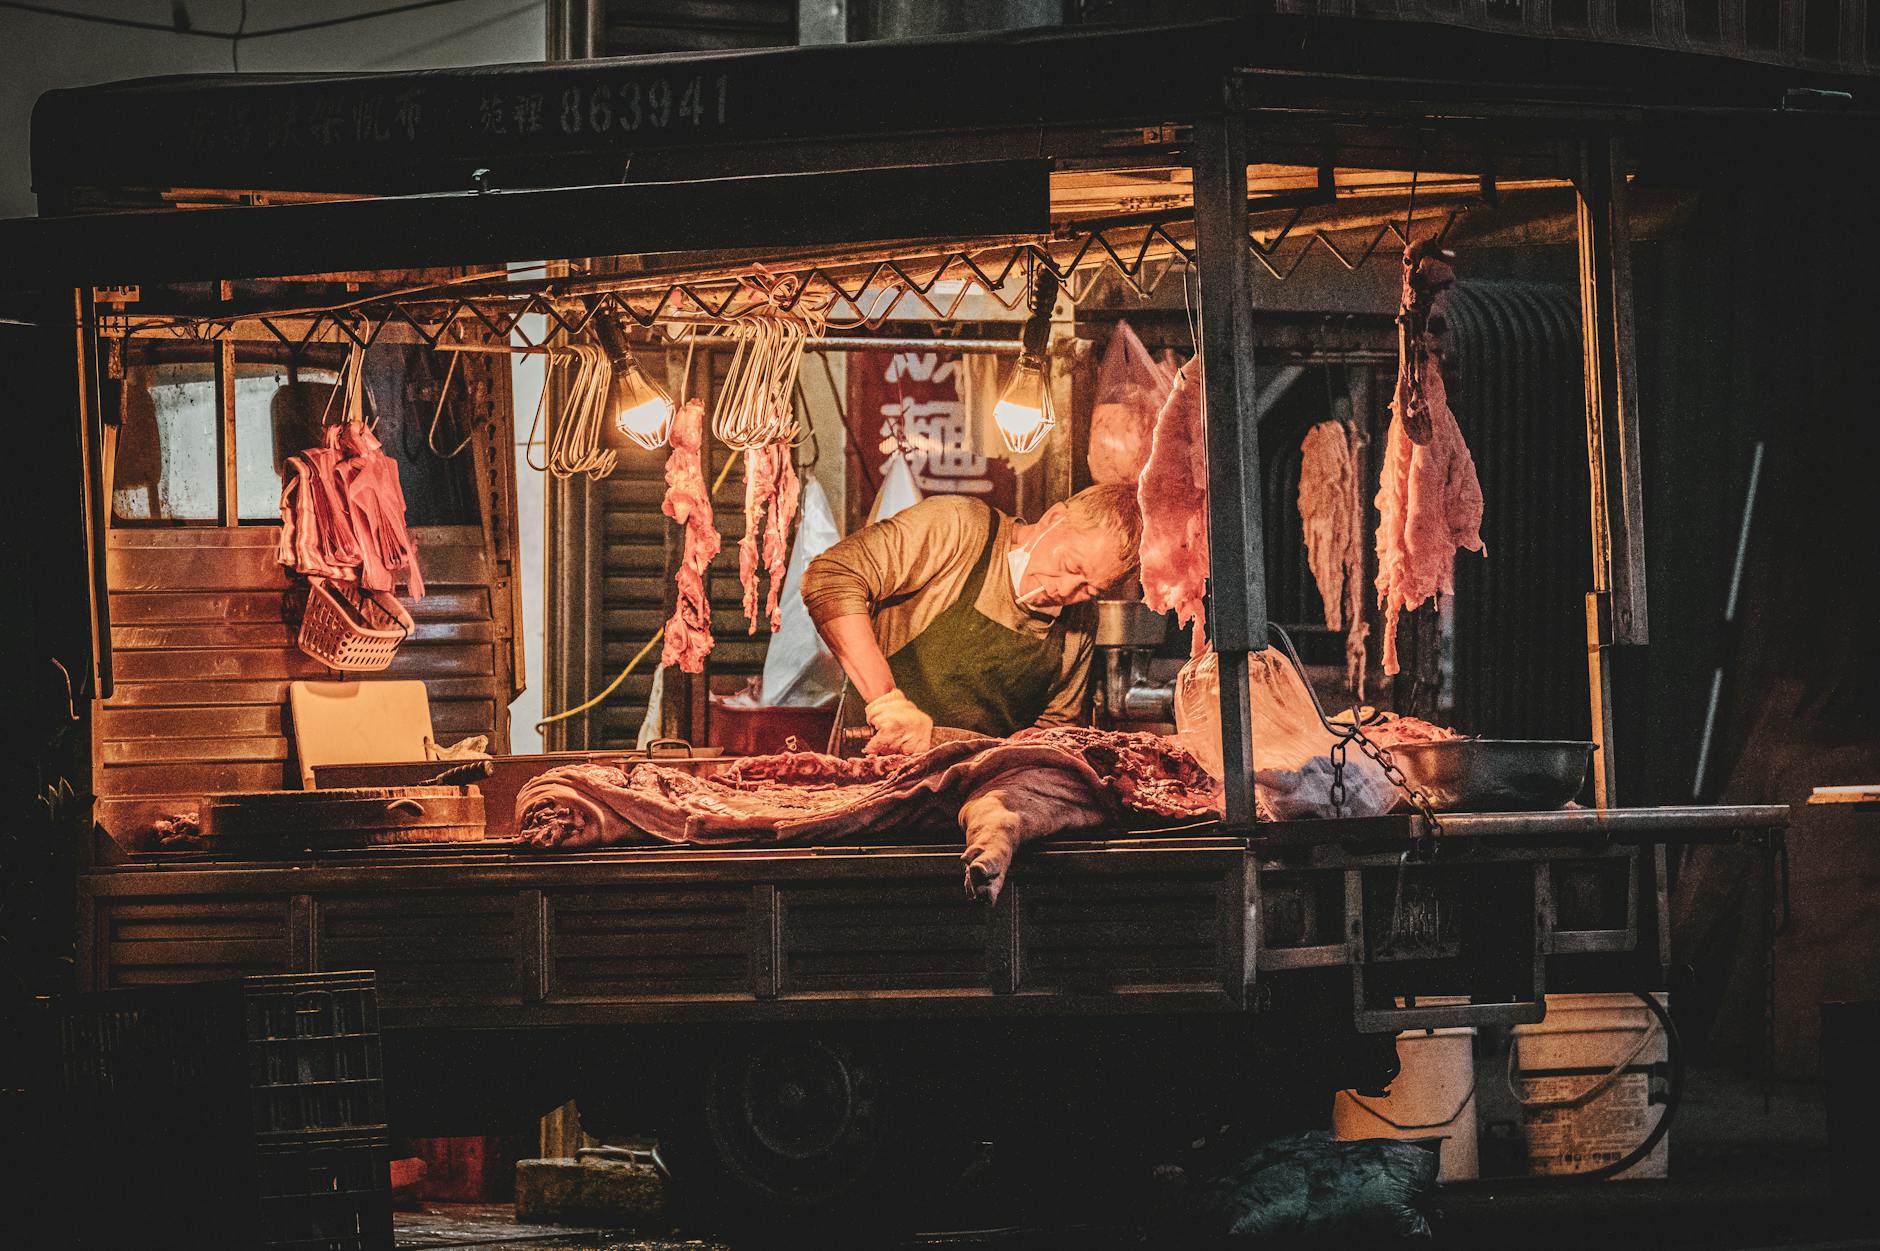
{"left": 1087, "top": 320, "right": 1172, "bottom": 484}
{"left": 1173, "top": 649, "right": 1395, "bottom": 820}
{"left": 1165, "top": 1130, "right": 1438, "bottom": 1241}
{"left": 759, "top": 478, "right": 845, "bottom": 705}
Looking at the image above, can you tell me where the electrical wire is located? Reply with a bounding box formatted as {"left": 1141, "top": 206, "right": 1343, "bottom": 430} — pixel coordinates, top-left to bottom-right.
{"left": 534, "top": 452, "right": 741, "bottom": 735}
{"left": 0, "top": 0, "right": 488, "bottom": 41}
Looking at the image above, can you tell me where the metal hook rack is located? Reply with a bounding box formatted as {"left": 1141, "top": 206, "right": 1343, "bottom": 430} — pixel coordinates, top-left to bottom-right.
{"left": 110, "top": 194, "right": 1473, "bottom": 359}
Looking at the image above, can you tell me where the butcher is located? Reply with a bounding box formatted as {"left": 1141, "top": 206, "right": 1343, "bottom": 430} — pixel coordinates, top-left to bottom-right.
{"left": 802, "top": 484, "right": 1143, "bottom": 755}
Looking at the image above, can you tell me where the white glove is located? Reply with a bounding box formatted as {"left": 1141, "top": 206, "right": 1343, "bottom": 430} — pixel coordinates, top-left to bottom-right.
{"left": 863, "top": 688, "right": 934, "bottom": 756}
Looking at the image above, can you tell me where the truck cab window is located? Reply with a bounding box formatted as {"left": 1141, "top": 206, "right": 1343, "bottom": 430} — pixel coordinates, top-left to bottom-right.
{"left": 113, "top": 355, "right": 217, "bottom": 522}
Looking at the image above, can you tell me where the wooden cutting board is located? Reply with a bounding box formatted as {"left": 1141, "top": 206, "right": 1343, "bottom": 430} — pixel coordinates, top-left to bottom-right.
{"left": 288, "top": 679, "right": 435, "bottom": 789}
{"left": 200, "top": 786, "right": 486, "bottom": 850}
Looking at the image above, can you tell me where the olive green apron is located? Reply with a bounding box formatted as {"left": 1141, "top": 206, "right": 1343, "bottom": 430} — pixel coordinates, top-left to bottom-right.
{"left": 831, "top": 503, "right": 1065, "bottom": 751}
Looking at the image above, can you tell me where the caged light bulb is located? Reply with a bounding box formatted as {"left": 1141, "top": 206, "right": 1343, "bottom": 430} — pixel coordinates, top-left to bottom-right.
{"left": 611, "top": 357, "right": 676, "bottom": 450}
{"left": 993, "top": 357, "right": 1053, "bottom": 455}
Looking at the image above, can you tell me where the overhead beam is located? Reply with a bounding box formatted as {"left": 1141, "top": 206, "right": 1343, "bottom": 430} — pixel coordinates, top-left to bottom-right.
{"left": 0, "top": 160, "right": 1050, "bottom": 290}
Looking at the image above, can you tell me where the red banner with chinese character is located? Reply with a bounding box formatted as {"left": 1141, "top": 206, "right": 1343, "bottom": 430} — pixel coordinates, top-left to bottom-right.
{"left": 845, "top": 349, "right": 1016, "bottom": 525}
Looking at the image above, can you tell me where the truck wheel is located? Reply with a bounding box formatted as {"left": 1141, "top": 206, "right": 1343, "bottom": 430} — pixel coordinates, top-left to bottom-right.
{"left": 658, "top": 1035, "right": 909, "bottom": 1231}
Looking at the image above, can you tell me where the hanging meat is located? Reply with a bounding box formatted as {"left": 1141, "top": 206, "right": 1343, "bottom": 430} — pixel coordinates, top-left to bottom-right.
{"left": 658, "top": 399, "right": 718, "bottom": 673}
{"left": 1136, "top": 360, "right": 1210, "bottom": 645}
{"left": 737, "top": 439, "right": 800, "bottom": 634}
{"left": 1087, "top": 320, "right": 1172, "bottom": 485}
{"left": 1374, "top": 241, "right": 1484, "bottom": 675}
{"left": 764, "top": 444, "right": 801, "bottom": 633}
{"left": 333, "top": 421, "right": 424, "bottom": 599}
{"left": 277, "top": 420, "right": 423, "bottom": 600}
{"left": 1298, "top": 420, "right": 1371, "bottom": 698}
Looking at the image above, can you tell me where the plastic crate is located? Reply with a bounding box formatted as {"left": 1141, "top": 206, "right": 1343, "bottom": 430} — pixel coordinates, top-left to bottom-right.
{"left": 36, "top": 972, "right": 386, "bottom": 1139}
{"left": 28, "top": 973, "right": 388, "bottom": 1248}
{"left": 254, "top": 1130, "right": 394, "bottom": 1251}
{"left": 242, "top": 972, "right": 385, "bottom": 1137}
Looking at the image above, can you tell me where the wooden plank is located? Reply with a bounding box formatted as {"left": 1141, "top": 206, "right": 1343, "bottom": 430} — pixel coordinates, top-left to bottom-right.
{"left": 110, "top": 588, "right": 492, "bottom": 623}
{"left": 97, "top": 760, "right": 293, "bottom": 795}
{"left": 601, "top": 576, "right": 667, "bottom": 605}
{"left": 110, "top": 642, "right": 495, "bottom": 681}
{"left": 432, "top": 700, "right": 500, "bottom": 736}
{"left": 110, "top": 620, "right": 497, "bottom": 649}
{"left": 108, "top": 543, "right": 490, "bottom": 591}
{"left": 101, "top": 735, "right": 289, "bottom": 765}
{"left": 106, "top": 524, "right": 483, "bottom": 550}
{"left": 99, "top": 704, "right": 283, "bottom": 739}
{"left": 104, "top": 675, "right": 500, "bottom": 707}
{"left": 600, "top": 543, "right": 668, "bottom": 575}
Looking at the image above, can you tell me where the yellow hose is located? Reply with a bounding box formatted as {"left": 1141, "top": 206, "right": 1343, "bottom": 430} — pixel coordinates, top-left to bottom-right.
{"left": 534, "top": 448, "right": 743, "bottom": 734}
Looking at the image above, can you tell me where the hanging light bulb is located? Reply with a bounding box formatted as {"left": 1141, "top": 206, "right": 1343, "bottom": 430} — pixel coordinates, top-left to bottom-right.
{"left": 611, "top": 355, "right": 675, "bottom": 449}
{"left": 995, "top": 269, "right": 1059, "bottom": 455}
{"left": 597, "top": 317, "right": 675, "bottom": 449}
{"left": 993, "top": 355, "right": 1053, "bottom": 454}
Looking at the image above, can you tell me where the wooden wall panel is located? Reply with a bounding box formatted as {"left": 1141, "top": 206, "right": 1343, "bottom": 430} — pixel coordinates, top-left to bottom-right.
{"left": 97, "top": 896, "right": 294, "bottom": 987}
{"left": 96, "top": 524, "right": 510, "bottom": 848}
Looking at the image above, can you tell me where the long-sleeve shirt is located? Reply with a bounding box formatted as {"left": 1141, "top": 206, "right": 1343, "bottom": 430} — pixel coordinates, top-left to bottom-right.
{"left": 801, "top": 495, "right": 1093, "bottom": 727}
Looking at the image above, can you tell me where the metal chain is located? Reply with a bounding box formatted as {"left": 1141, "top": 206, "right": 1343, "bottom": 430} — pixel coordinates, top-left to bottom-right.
{"left": 1269, "top": 622, "right": 1444, "bottom": 847}
{"left": 1341, "top": 718, "right": 1445, "bottom": 843}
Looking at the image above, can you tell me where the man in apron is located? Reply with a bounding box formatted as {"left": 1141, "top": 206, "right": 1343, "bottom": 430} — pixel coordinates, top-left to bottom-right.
{"left": 801, "top": 483, "right": 1142, "bottom": 755}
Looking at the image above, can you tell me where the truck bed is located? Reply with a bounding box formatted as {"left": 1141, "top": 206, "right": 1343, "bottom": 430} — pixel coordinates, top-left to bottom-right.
{"left": 77, "top": 806, "right": 1787, "bottom": 1032}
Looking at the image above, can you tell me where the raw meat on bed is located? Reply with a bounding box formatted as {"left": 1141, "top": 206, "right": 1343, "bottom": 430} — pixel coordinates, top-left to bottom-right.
{"left": 1374, "top": 242, "right": 1484, "bottom": 675}
{"left": 515, "top": 727, "right": 1221, "bottom": 904}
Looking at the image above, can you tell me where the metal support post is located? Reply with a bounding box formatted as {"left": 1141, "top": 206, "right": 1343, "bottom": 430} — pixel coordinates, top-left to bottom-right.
{"left": 1192, "top": 81, "right": 1267, "bottom": 829}
{"left": 1575, "top": 132, "right": 1649, "bottom": 808}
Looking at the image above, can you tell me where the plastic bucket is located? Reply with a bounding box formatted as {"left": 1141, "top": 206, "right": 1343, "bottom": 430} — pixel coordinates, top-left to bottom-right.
{"left": 1334, "top": 1021, "right": 1479, "bottom": 1182}
{"left": 1509, "top": 992, "right": 1668, "bottom": 1180}
{"left": 1821, "top": 1000, "right": 1880, "bottom": 1212}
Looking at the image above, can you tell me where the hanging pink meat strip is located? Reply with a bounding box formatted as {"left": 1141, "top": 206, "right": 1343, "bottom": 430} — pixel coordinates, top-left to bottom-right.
{"left": 1374, "top": 242, "right": 1485, "bottom": 675}
{"left": 762, "top": 444, "right": 800, "bottom": 634}
{"left": 658, "top": 399, "right": 719, "bottom": 673}
{"left": 277, "top": 420, "right": 423, "bottom": 600}
{"left": 1136, "top": 360, "right": 1211, "bottom": 647}
{"left": 334, "top": 421, "right": 424, "bottom": 599}
{"left": 738, "top": 445, "right": 773, "bottom": 633}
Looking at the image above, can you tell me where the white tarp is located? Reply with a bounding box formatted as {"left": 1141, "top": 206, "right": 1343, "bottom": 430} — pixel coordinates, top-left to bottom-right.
{"left": 759, "top": 477, "right": 845, "bottom": 706}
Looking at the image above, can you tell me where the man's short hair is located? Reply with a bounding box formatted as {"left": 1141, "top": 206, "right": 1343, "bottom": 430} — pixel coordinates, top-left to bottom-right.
{"left": 1064, "top": 483, "right": 1144, "bottom": 572}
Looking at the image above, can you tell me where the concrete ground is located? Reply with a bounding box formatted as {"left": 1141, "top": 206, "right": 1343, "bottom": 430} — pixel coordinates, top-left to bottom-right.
{"left": 394, "top": 1068, "right": 1877, "bottom": 1249}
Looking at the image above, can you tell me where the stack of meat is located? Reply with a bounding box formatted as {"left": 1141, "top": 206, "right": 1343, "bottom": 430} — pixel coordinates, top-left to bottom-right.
{"left": 1374, "top": 241, "right": 1485, "bottom": 675}
{"left": 658, "top": 399, "right": 718, "bottom": 672}
{"left": 515, "top": 726, "right": 1221, "bottom": 904}
{"left": 278, "top": 420, "right": 424, "bottom": 622}
{"left": 1136, "top": 360, "right": 1210, "bottom": 647}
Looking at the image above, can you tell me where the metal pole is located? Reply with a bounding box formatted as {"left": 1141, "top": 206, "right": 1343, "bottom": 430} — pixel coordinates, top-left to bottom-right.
{"left": 547, "top": 0, "right": 604, "bottom": 61}
{"left": 1192, "top": 80, "right": 1267, "bottom": 830}
{"left": 1575, "top": 132, "right": 1650, "bottom": 808}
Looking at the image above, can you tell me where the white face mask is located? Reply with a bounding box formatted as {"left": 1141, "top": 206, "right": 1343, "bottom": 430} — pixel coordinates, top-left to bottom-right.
{"left": 1008, "top": 516, "right": 1063, "bottom": 615}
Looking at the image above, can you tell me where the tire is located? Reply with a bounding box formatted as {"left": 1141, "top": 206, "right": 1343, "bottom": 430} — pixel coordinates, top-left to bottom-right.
{"left": 655, "top": 1032, "right": 919, "bottom": 1236}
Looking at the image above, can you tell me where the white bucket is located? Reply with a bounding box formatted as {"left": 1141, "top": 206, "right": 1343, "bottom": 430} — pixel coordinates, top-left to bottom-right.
{"left": 1509, "top": 992, "right": 1669, "bottom": 1180}
{"left": 1334, "top": 1020, "right": 1479, "bottom": 1183}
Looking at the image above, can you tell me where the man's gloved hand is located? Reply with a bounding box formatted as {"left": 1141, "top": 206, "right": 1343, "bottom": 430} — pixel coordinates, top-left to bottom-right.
{"left": 863, "top": 688, "right": 934, "bottom": 756}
